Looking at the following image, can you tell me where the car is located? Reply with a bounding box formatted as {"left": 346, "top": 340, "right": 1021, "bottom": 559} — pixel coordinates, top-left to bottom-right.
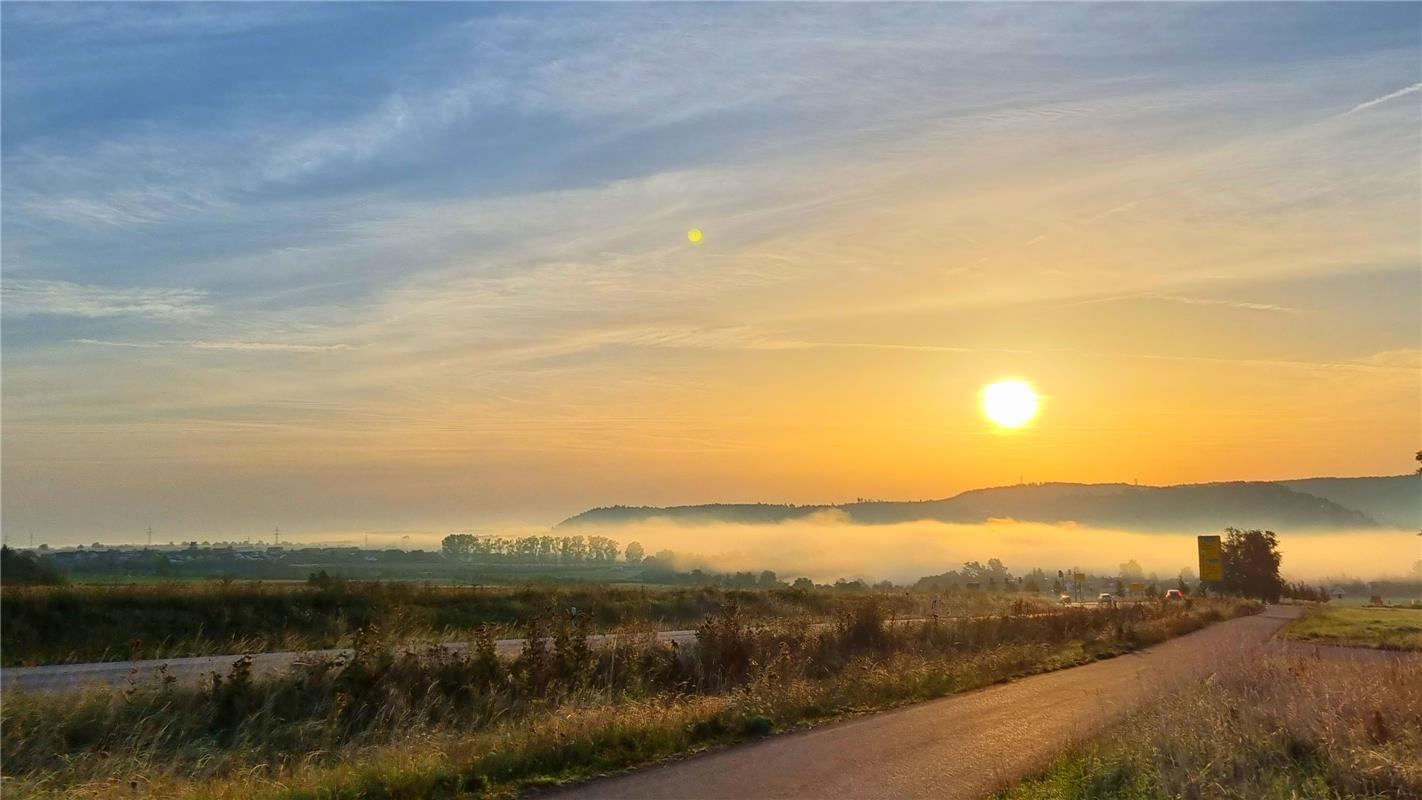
{"left": 1164, "top": 588, "right": 1184, "bottom": 601}
{"left": 1059, "top": 594, "right": 1073, "bottom": 605}
{"left": 1097, "top": 592, "right": 1115, "bottom": 607}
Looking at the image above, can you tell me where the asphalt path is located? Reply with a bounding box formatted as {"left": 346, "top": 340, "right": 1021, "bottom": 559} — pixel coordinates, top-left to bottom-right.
{"left": 0, "top": 629, "right": 704, "bottom": 693}
{"left": 548, "top": 605, "right": 1395, "bottom": 800}
{"left": 0, "top": 616, "right": 947, "bottom": 693}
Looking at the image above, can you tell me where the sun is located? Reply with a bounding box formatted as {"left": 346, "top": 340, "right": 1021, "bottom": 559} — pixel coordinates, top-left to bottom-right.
{"left": 981, "top": 379, "right": 1040, "bottom": 429}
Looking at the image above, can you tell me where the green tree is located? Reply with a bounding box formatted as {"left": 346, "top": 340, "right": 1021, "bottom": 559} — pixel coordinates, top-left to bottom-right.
{"left": 1220, "top": 527, "right": 1283, "bottom": 602}
{"left": 441, "top": 534, "right": 477, "bottom": 560}
{"left": 0, "top": 546, "right": 65, "bottom": 585}
{"left": 624, "top": 541, "right": 645, "bottom": 563}
{"left": 791, "top": 577, "right": 814, "bottom": 591}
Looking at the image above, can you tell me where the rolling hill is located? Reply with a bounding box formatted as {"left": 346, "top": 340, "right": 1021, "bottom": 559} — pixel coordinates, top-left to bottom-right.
{"left": 1281, "top": 475, "right": 1421, "bottom": 529}
{"left": 558, "top": 475, "right": 1420, "bottom": 533}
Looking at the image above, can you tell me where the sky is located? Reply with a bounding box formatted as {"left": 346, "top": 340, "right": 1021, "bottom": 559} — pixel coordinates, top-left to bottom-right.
{"left": 2, "top": 3, "right": 1420, "bottom": 545}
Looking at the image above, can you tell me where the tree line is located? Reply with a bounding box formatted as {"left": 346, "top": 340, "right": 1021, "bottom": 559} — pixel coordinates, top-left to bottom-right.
{"left": 441, "top": 533, "right": 631, "bottom": 564}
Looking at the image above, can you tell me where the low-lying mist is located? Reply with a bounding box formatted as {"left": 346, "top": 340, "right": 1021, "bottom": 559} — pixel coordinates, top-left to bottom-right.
{"left": 559, "top": 512, "right": 1418, "bottom": 584}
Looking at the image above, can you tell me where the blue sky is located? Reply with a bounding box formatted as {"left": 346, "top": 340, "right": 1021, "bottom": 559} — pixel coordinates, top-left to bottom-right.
{"left": 3, "top": 3, "right": 1419, "bottom": 544}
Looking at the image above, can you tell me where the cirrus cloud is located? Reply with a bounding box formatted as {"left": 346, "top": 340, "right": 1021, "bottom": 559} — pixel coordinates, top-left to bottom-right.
{"left": 2, "top": 279, "right": 211, "bottom": 319}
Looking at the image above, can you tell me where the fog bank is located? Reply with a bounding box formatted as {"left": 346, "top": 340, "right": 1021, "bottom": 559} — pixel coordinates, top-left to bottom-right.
{"left": 561, "top": 512, "right": 1420, "bottom": 584}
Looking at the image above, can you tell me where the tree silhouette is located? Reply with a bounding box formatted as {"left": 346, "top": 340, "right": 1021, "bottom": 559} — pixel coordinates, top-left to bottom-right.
{"left": 1220, "top": 527, "right": 1283, "bottom": 602}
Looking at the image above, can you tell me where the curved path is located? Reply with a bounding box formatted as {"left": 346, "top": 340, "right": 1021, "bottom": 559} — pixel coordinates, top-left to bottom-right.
{"left": 549, "top": 606, "right": 1387, "bottom": 800}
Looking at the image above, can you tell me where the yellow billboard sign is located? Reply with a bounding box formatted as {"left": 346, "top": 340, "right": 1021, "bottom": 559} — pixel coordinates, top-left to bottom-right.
{"left": 1073, "top": 572, "right": 1086, "bottom": 583}
{"left": 1197, "top": 535, "right": 1224, "bottom": 583}
{"left": 1129, "top": 582, "right": 1145, "bottom": 595}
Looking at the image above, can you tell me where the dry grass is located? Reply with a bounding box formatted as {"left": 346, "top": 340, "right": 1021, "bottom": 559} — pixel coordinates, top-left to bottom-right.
{"left": 998, "top": 653, "right": 1422, "bottom": 799}
{"left": 2, "top": 598, "right": 1258, "bottom": 799}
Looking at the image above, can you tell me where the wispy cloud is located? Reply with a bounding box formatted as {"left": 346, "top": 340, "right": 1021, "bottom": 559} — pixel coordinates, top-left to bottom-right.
{"left": 183, "top": 341, "right": 351, "bottom": 353}
{"left": 73, "top": 338, "right": 351, "bottom": 353}
{"left": 20, "top": 189, "right": 223, "bottom": 228}
{"left": 1147, "top": 294, "right": 1301, "bottom": 314}
{"left": 1073, "top": 292, "right": 1301, "bottom": 314}
{"left": 4, "top": 280, "right": 211, "bottom": 319}
{"left": 69, "top": 339, "right": 163, "bottom": 349}
{"left": 1341, "top": 82, "right": 1422, "bottom": 116}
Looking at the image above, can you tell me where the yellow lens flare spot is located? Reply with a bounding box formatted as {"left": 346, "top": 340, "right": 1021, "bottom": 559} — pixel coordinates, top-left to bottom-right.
{"left": 687, "top": 228, "right": 703, "bottom": 244}
{"left": 981, "top": 379, "right": 1040, "bottom": 429}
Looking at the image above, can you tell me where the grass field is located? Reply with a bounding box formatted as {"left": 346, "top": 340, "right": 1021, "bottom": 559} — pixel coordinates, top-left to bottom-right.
{"left": 0, "top": 598, "right": 1259, "bottom": 799}
{"left": 1283, "top": 605, "right": 1422, "bottom": 651}
{"left": 995, "top": 652, "right": 1422, "bottom": 800}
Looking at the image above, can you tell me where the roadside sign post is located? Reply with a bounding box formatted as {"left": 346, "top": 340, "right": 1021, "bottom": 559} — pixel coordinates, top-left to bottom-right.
{"left": 1197, "top": 535, "right": 1224, "bottom": 595}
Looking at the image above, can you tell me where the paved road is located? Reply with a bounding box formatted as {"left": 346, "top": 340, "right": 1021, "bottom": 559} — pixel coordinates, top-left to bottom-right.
{"left": 0, "top": 630, "right": 704, "bottom": 693}
{"left": 550, "top": 606, "right": 1326, "bottom": 800}
{"left": 3, "top": 616, "right": 972, "bottom": 694}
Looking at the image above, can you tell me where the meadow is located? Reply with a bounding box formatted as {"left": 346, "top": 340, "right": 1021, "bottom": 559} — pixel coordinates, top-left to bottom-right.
{"left": 996, "top": 652, "right": 1422, "bottom": 799}
{"left": 0, "top": 596, "right": 1257, "bottom": 799}
{"left": 1282, "top": 605, "right": 1422, "bottom": 651}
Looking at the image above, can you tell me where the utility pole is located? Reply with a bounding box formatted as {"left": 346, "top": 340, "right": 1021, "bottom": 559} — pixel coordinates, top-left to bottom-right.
{"left": 273, "top": 526, "right": 280, "bottom": 547}
{"left": 146, "top": 526, "right": 153, "bottom": 548}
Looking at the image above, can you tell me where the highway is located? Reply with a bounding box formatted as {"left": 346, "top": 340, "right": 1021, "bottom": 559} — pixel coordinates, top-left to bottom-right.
{"left": 548, "top": 606, "right": 1405, "bottom": 800}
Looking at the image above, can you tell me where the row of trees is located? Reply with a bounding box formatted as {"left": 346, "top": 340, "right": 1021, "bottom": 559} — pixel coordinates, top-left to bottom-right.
{"left": 436, "top": 527, "right": 1293, "bottom": 604}
{"left": 913, "top": 559, "right": 1028, "bottom": 591}
{"left": 441, "top": 534, "right": 631, "bottom": 564}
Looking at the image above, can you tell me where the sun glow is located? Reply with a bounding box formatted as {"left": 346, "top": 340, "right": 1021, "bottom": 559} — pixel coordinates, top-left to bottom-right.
{"left": 981, "top": 379, "right": 1040, "bottom": 429}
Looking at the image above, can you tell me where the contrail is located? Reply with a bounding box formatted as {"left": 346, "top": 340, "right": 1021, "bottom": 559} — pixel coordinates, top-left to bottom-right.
{"left": 1342, "top": 82, "right": 1422, "bottom": 116}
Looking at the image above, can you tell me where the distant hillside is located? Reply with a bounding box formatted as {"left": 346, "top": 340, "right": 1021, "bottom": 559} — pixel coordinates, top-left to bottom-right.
{"left": 1281, "top": 475, "right": 1421, "bottom": 529}
{"left": 557, "top": 477, "right": 1412, "bottom": 532}
{"left": 560, "top": 503, "right": 826, "bottom": 527}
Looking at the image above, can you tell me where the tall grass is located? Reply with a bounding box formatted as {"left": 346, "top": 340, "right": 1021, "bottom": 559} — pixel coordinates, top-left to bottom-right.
{"left": 1, "top": 598, "right": 1257, "bottom": 798}
{"left": 998, "top": 652, "right": 1422, "bottom": 799}
{"left": 2, "top": 582, "right": 967, "bottom": 665}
